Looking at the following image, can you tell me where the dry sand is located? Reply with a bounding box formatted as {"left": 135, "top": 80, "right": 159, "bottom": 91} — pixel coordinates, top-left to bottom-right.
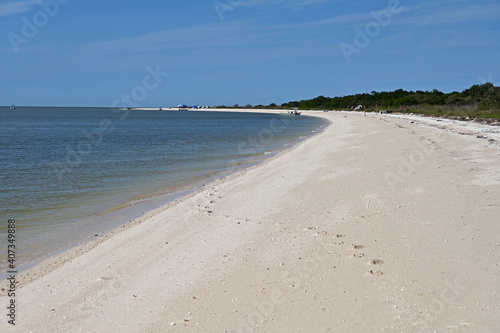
{"left": 1, "top": 111, "right": 499, "bottom": 332}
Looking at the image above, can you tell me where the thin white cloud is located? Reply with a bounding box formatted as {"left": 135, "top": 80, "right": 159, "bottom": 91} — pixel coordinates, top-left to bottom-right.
{"left": 392, "top": 3, "right": 500, "bottom": 26}
{"left": 0, "top": 0, "right": 38, "bottom": 17}
{"left": 231, "top": 0, "right": 329, "bottom": 9}
{"left": 22, "top": 0, "right": 499, "bottom": 59}
{"left": 288, "top": 0, "right": 329, "bottom": 7}
{"left": 300, "top": 12, "right": 373, "bottom": 27}
{"left": 73, "top": 21, "right": 285, "bottom": 56}
{"left": 281, "top": 1, "right": 500, "bottom": 29}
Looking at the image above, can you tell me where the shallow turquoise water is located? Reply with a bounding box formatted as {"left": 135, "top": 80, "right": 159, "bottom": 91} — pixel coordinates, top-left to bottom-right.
{"left": 0, "top": 107, "right": 325, "bottom": 271}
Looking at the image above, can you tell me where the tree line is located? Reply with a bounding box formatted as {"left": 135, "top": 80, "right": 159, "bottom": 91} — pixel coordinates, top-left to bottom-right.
{"left": 283, "top": 83, "right": 498, "bottom": 111}
{"left": 218, "top": 83, "right": 499, "bottom": 118}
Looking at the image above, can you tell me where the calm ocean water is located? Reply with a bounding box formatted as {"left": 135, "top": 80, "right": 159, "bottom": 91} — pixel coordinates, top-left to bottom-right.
{"left": 0, "top": 107, "right": 325, "bottom": 272}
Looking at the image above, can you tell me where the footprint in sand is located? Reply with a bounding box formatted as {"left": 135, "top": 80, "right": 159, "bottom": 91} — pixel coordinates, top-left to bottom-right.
{"left": 204, "top": 187, "right": 218, "bottom": 199}
{"left": 353, "top": 253, "right": 365, "bottom": 258}
{"left": 370, "top": 259, "right": 384, "bottom": 265}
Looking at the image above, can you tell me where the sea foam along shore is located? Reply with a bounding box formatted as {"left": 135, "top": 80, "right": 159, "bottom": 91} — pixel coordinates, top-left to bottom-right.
{"left": 1, "top": 111, "right": 499, "bottom": 332}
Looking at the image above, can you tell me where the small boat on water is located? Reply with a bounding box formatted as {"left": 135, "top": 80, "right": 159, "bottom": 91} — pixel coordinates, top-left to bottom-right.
{"left": 282, "top": 109, "right": 301, "bottom": 116}
{"left": 10, "top": 105, "right": 16, "bottom": 109}
{"left": 280, "top": 108, "right": 301, "bottom": 116}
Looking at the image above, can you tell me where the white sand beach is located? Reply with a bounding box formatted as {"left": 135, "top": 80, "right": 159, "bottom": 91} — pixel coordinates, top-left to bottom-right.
{"left": 1, "top": 111, "right": 499, "bottom": 332}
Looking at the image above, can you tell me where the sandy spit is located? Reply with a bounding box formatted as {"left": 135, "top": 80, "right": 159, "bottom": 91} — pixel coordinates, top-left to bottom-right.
{"left": 1, "top": 111, "right": 499, "bottom": 333}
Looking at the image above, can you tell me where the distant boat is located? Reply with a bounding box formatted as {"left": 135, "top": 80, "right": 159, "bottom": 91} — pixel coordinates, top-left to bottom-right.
{"left": 10, "top": 105, "right": 16, "bottom": 109}
{"left": 286, "top": 109, "right": 301, "bottom": 116}
{"left": 280, "top": 110, "right": 301, "bottom": 116}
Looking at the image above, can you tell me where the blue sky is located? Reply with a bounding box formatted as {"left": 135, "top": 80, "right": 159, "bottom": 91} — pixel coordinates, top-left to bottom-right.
{"left": 1, "top": 0, "right": 499, "bottom": 107}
